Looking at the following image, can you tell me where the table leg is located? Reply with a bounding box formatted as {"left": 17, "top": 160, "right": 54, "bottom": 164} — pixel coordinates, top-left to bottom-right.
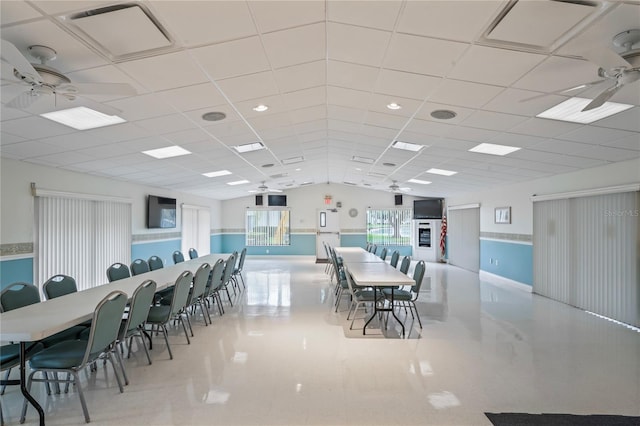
{"left": 362, "top": 296, "right": 377, "bottom": 335}
{"left": 19, "top": 342, "right": 44, "bottom": 426}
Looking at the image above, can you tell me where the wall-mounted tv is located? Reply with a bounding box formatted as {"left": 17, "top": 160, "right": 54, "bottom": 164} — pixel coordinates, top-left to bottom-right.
{"left": 268, "top": 194, "right": 287, "bottom": 207}
{"left": 413, "top": 198, "right": 443, "bottom": 219}
{"left": 147, "top": 195, "right": 177, "bottom": 228}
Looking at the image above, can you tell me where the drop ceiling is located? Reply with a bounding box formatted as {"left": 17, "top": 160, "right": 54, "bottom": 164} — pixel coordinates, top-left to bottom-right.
{"left": 1, "top": 0, "right": 639, "bottom": 200}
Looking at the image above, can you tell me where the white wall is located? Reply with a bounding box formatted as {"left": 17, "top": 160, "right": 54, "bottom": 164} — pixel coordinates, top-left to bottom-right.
{"left": 221, "top": 183, "right": 423, "bottom": 230}
{"left": 446, "top": 158, "right": 640, "bottom": 235}
{"left": 0, "top": 157, "right": 222, "bottom": 245}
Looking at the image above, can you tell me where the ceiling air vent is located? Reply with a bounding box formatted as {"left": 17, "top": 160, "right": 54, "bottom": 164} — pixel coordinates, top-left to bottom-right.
{"left": 61, "top": 3, "right": 176, "bottom": 62}
{"left": 478, "top": 0, "right": 606, "bottom": 54}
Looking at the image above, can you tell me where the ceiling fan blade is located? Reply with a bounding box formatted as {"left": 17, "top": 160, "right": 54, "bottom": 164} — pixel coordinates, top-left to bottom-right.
{"left": 575, "top": 45, "right": 631, "bottom": 70}
{"left": 6, "top": 91, "right": 41, "bottom": 109}
{"left": 582, "top": 84, "right": 622, "bottom": 111}
{"left": 519, "top": 79, "right": 606, "bottom": 103}
{"left": 59, "top": 82, "right": 136, "bottom": 96}
{"left": 0, "top": 39, "right": 42, "bottom": 83}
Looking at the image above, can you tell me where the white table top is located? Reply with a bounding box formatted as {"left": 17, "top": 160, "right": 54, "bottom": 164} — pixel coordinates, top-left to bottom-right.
{"left": 0, "top": 253, "right": 228, "bottom": 342}
{"left": 346, "top": 262, "right": 415, "bottom": 287}
{"left": 334, "top": 247, "right": 384, "bottom": 263}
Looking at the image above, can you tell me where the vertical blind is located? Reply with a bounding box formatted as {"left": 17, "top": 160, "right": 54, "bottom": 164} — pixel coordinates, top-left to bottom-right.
{"left": 533, "top": 190, "right": 639, "bottom": 326}
{"left": 447, "top": 206, "right": 480, "bottom": 273}
{"left": 246, "top": 209, "right": 290, "bottom": 246}
{"left": 181, "top": 205, "right": 211, "bottom": 256}
{"left": 36, "top": 196, "right": 131, "bottom": 291}
{"left": 366, "top": 208, "right": 412, "bottom": 246}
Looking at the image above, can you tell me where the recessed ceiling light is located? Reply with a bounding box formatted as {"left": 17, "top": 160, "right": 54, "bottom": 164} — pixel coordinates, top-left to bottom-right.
{"left": 383, "top": 162, "right": 396, "bottom": 167}
{"left": 261, "top": 163, "right": 274, "bottom": 168}
{"left": 399, "top": 187, "right": 411, "bottom": 192}
{"left": 142, "top": 145, "right": 191, "bottom": 159}
{"left": 201, "top": 111, "right": 226, "bottom": 121}
{"left": 386, "top": 102, "right": 402, "bottom": 110}
{"left": 40, "top": 106, "right": 126, "bottom": 130}
{"left": 352, "top": 156, "right": 375, "bottom": 164}
{"left": 392, "top": 140, "right": 424, "bottom": 152}
{"left": 427, "top": 168, "right": 458, "bottom": 176}
{"left": 233, "top": 142, "right": 265, "bottom": 153}
{"left": 227, "top": 179, "right": 250, "bottom": 186}
{"left": 269, "top": 188, "right": 283, "bottom": 193}
{"left": 282, "top": 156, "right": 304, "bottom": 165}
{"left": 536, "top": 97, "right": 633, "bottom": 124}
{"left": 469, "top": 143, "right": 520, "bottom": 156}
{"left": 430, "top": 109, "right": 457, "bottom": 120}
{"left": 202, "top": 170, "right": 232, "bottom": 178}
{"left": 408, "top": 178, "right": 432, "bottom": 185}
{"left": 252, "top": 104, "right": 269, "bottom": 112}
{"left": 295, "top": 168, "right": 301, "bottom": 172}
{"left": 355, "top": 167, "right": 362, "bottom": 171}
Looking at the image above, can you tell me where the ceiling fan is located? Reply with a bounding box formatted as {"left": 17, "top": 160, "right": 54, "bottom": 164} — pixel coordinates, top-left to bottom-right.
{"left": 256, "top": 181, "right": 282, "bottom": 193}
{"left": 1, "top": 39, "right": 136, "bottom": 109}
{"left": 388, "top": 180, "right": 409, "bottom": 193}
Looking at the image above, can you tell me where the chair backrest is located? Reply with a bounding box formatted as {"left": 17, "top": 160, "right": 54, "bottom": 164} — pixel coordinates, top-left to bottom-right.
{"left": 222, "top": 253, "right": 236, "bottom": 285}
{"left": 83, "top": 290, "right": 128, "bottom": 365}
{"left": 0, "top": 282, "right": 40, "bottom": 312}
{"left": 169, "top": 271, "right": 194, "bottom": 317}
{"left": 189, "top": 263, "right": 211, "bottom": 303}
{"left": 148, "top": 255, "right": 164, "bottom": 271}
{"left": 343, "top": 266, "right": 358, "bottom": 296}
{"left": 130, "top": 259, "right": 150, "bottom": 276}
{"left": 412, "top": 261, "right": 426, "bottom": 293}
{"left": 399, "top": 256, "right": 411, "bottom": 274}
{"left": 173, "top": 250, "right": 185, "bottom": 264}
{"left": 107, "top": 262, "right": 131, "bottom": 282}
{"left": 237, "top": 247, "right": 247, "bottom": 271}
{"left": 329, "top": 247, "right": 345, "bottom": 283}
{"left": 188, "top": 248, "right": 198, "bottom": 259}
{"left": 122, "top": 280, "right": 157, "bottom": 337}
{"left": 206, "top": 259, "right": 225, "bottom": 295}
{"left": 379, "top": 247, "right": 388, "bottom": 260}
{"left": 390, "top": 251, "right": 400, "bottom": 268}
{"left": 371, "top": 244, "right": 377, "bottom": 255}
{"left": 42, "top": 275, "right": 78, "bottom": 300}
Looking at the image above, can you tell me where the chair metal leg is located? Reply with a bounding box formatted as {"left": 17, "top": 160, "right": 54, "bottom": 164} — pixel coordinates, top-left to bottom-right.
{"left": 0, "top": 369, "right": 10, "bottom": 395}
{"left": 178, "top": 316, "right": 191, "bottom": 344}
{"left": 71, "top": 371, "right": 91, "bottom": 423}
{"left": 224, "top": 286, "right": 233, "bottom": 306}
{"left": 112, "top": 346, "right": 128, "bottom": 386}
{"left": 201, "top": 300, "right": 212, "bottom": 325}
{"left": 20, "top": 370, "right": 36, "bottom": 423}
{"left": 183, "top": 311, "right": 194, "bottom": 337}
{"left": 161, "top": 325, "right": 173, "bottom": 360}
{"left": 135, "top": 330, "right": 152, "bottom": 365}
{"left": 107, "top": 352, "right": 125, "bottom": 392}
{"left": 411, "top": 301, "right": 423, "bottom": 328}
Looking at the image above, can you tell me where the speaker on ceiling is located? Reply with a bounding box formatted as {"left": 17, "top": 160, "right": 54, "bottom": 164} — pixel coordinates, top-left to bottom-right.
{"left": 394, "top": 194, "right": 403, "bottom": 206}
{"left": 255, "top": 195, "right": 263, "bottom": 206}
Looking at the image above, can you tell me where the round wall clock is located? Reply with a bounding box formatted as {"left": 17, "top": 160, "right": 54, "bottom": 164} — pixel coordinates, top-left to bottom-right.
{"left": 348, "top": 208, "right": 358, "bottom": 217}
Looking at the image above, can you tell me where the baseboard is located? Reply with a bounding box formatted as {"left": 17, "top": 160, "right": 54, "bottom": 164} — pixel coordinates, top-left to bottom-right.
{"left": 479, "top": 270, "right": 532, "bottom": 293}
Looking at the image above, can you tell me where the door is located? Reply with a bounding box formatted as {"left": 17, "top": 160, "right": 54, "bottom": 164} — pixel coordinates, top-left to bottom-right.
{"left": 447, "top": 206, "right": 479, "bottom": 272}
{"left": 316, "top": 209, "right": 340, "bottom": 260}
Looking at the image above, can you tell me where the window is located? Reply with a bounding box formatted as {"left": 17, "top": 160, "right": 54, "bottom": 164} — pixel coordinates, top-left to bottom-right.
{"left": 246, "top": 209, "right": 290, "bottom": 246}
{"left": 366, "top": 208, "right": 412, "bottom": 246}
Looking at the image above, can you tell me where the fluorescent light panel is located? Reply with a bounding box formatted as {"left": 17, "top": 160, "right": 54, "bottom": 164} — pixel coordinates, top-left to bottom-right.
{"left": 202, "top": 170, "right": 232, "bottom": 178}
{"left": 142, "top": 145, "right": 191, "bottom": 159}
{"left": 40, "top": 106, "right": 126, "bottom": 130}
{"left": 408, "top": 178, "right": 432, "bottom": 185}
{"left": 469, "top": 143, "right": 520, "bottom": 156}
{"left": 392, "top": 140, "right": 424, "bottom": 152}
{"left": 537, "top": 97, "right": 633, "bottom": 124}
{"left": 227, "top": 179, "right": 250, "bottom": 186}
{"left": 352, "top": 156, "right": 375, "bottom": 164}
{"left": 282, "top": 156, "right": 304, "bottom": 165}
{"left": 233, "top": 142, "right": 265, "bottom": 153}
{"left": 427, "top": 168, "right": 457, "bottom": 176}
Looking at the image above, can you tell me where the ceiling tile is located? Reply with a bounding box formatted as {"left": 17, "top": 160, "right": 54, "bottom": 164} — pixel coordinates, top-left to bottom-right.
{"left": 159, "top": 83, "right": 227, "bottom": 112}
{"left": 327, "top": 22, "right": 391, "bottom": 67}
{"left": 216, "top": 71, "right": 280, "bottom": 102}
{"left": 509, "top": 118, "right": 581, "bottom": 138}
{"left": 375, "top": 69, "right": 441, "bottom": 100}
{"left": 327, "top": 61, "right": 379, "bottom": 93}
{"left": 262, "top": 23, "right": 326, "bottom": 69}
{"left": 274, "top": 61, "right": 326, "bottom": 94}
{"left": 327, "top": 105, "right": 367, "bottom": 123}
{"left": 149, "top": 1, "right": 257, "bottom": 46}
{"left": 428, "top": 80, "right": 503, "bottom": 109}
{"left": 449, "top": 45, "right": 546, "bottom": 86}
{"left": 191, "top": 36, "right": 270, "bottom": 80}
{"left": 513, "top": 56, "right": 599, "bottom": 93}
{"left": 0, "top": 1, "right": 42, "bottom": 25}
{"left": 384, "top": 33, "right": 468, "bottom": 77}
{"left": 135, "top": 114, "right": 196, "bottom": 135}
{"left": 327, "top": 86, "right": 372, "bottom": 109}
{"left": 328, "top": 0, "right": 402, "bottom": 31}
{"left": 461, "top": 110, "right": 528, "bottom": 132}
{"left": 118, "top": 51, "right": 208, "bottom": 91}
{"left": 1, "top": 116, "right": 75, "bottom": 139}
{"left": 249, "top": 0, "right": 325, "bottom": 33}
{"left": 557, "top": 126, "right": 635, "bottom": 145}
{"left": 483, "top": 88, "right": 567, "bottom": 116}
{"left": 593, "top": 108, "right": 640, "bottom": 133}
{"left": 529, "top": 139, "right": 591, "bottom": 155}
{"left": 1, "top": 140, "right": 66, "bottom": 158}
{"left": 106, "top": 93, "right": 176, "bottom": 121}
{"left": 283, "top": 86, "right": 326, "bottom": 110}
{"left": 397, "top": 1, "right": 504, "bottom": 42}
{"left": 578, "top": 146, "right": 640, "bottom": 162}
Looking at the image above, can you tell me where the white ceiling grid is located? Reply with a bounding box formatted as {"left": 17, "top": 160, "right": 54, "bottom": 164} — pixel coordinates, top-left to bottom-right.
{"left": 0, "top": 0, "right": 638, "bottom": 200}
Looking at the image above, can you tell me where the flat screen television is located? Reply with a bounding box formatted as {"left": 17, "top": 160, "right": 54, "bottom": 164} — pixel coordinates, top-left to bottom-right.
{"left": 413, "top": 198, "right": 443, "bottom": 219}
{"left": 147, "top": 195, "right": 177, "bottom": 228}
{"left": 268, "top": 194, "right": 287, "bottom": 207}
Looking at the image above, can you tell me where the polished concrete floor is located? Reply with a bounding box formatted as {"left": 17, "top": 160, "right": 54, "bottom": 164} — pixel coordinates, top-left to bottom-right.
{"left": 3, "top": 256, "right": 639, "bottom": 425}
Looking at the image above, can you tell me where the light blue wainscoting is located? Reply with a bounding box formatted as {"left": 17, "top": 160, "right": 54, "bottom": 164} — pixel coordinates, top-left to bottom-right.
{"left": 131, "top": 238, "right": 182, "bottom": 265}
{"left": 480, "top": 238, "right": 533, "bottom": 286}
{"left": 222, "top": 233, "right": 316, "bottom": 255}
{"left": 210, "top": 233, "right": 223, "bottom": 254}
{"left": 0, "top": 257, "right": 34, "bottom": 289}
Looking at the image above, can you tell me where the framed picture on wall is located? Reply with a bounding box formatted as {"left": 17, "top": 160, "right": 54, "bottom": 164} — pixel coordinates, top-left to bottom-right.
{"left": 495, "top": 207, "right": 511, "bottom": 224}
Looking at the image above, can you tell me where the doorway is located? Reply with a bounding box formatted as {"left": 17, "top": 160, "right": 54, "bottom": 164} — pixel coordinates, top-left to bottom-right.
{"left": 447, "top": 205, "right": 480, "bottom": 273}
{"left": 316, "top": 209, "right": 340, "bottom": 261}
